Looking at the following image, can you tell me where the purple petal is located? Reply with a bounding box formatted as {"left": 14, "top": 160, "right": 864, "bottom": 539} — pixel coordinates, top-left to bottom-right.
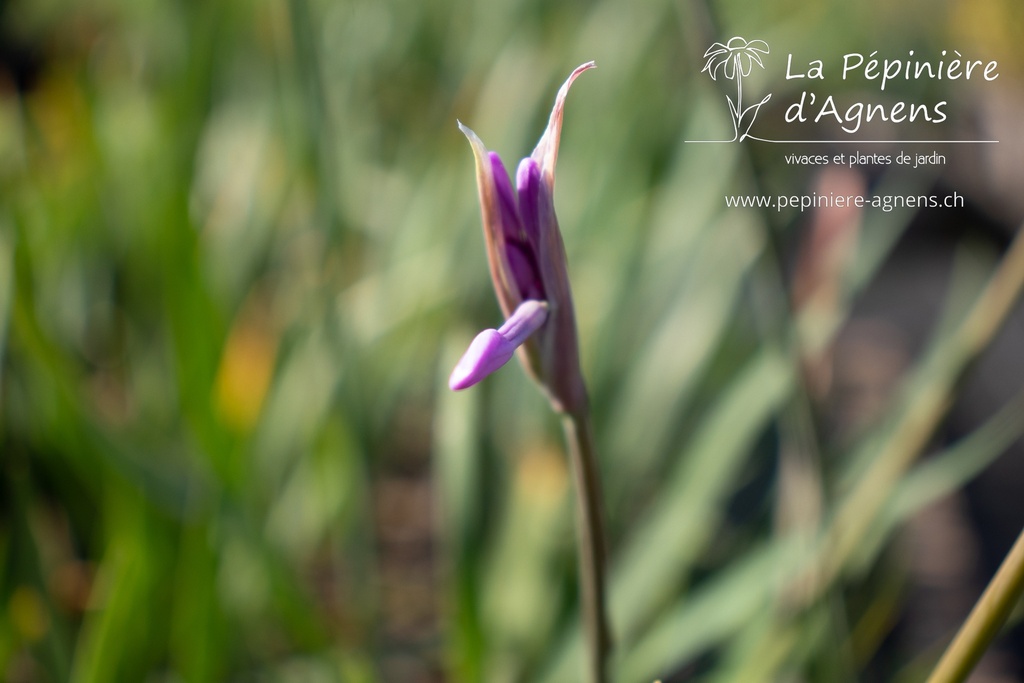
{"left": 489, "top": 152, "right": 545, "bottom": 300}
{"left": 512, "top": 158, "right": 550, "bottom": 301}
{"left": 449, "top": 300, "right": 549, "bottom": 391}
{"left": 516, "top": 158, "right": 542, "bottom": 245}
{"left": 496, "top": 299, "right": 548, "bottom": 346}
{"left": 506, "top": 241, "right": 545, "bottom": 301}
{"left": 488, "top": 152, "right": 522, "bottom": 243}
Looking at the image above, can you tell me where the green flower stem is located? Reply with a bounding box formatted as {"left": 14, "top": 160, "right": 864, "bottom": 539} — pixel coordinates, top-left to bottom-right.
{"left": 925, "top": 524, "right": 1024, "bottom": 683}
{"left": 562, "top": 410, "right": 612, "bottom": 683}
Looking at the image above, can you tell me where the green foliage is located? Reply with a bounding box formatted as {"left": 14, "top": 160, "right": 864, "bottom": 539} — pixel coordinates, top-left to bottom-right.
{"left": 1, "top": 0, "right": 1022, "bottom": 681}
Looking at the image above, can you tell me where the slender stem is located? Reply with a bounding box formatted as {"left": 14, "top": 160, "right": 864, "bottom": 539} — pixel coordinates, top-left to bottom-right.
{"left": 925, "top": 528, "right": 1024, "bottom": 679}
{"left": 562, "top": 410, "right": 612, "bottom": 683}
{"left": 925, "top": 524, "right": 1024, "bottom": 683}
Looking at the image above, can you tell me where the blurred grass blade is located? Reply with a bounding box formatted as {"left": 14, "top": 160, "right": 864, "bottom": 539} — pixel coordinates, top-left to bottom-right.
{"left": 611, "top": 347, "right": 791, "bottom": 634}
{"left": 828, "top": 222, "right": 1024, "bottom": 581}
{"left": 606, "top": 211, "right": 763, "bottom": 489}
{"left": 860, "top": 388, "right": 1024, "bottom": 573}
{"left": 617, "top": 535, "right": 808, "bottom": 682}
{"left": 0, "top": 229, "right": 11, "bottom": 379}
{"left": 538, "top": 347, "right": 792, "bottom": 683}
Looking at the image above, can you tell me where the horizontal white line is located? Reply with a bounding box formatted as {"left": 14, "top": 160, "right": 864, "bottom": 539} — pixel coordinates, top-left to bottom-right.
{"left": 685, "top": 139, "right": 999, "bottom": 144}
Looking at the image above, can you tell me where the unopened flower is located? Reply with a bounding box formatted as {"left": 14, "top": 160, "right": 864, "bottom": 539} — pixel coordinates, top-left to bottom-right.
{"left": 450, "top": 62, "right": 594, "bottom": 416}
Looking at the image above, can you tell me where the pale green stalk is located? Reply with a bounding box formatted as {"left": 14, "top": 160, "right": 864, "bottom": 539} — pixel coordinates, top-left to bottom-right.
{"left": 925, "top": 524, "right": 1024, "bottom": 683}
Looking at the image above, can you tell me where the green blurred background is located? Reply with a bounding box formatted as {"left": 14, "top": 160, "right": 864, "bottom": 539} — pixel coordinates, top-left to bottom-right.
{"left": 2, "top": 0, "right": 1024, "bottom": 681}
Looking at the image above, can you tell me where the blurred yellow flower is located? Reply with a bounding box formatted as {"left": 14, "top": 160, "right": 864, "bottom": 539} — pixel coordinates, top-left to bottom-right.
{"left": 214, "top": 301, "right": 277, "bottom": 433}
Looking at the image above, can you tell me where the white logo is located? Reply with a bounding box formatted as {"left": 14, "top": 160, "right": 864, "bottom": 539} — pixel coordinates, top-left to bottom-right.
{"left": 700, "top": 36, "right": 772, "bottom": 142}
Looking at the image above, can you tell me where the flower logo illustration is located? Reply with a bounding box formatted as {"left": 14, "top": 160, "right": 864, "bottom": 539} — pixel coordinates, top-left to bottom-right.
{"left": 701, "top": 36, "right": 772, "bottom": 141}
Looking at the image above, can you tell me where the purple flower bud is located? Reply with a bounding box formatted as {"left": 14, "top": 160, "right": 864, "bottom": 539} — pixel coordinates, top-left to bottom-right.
{"left": 453, "top": 63, "right": 594, "bottom": 415}
{"left": 449, "top": 300, "right": 549, "bottom": 391}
